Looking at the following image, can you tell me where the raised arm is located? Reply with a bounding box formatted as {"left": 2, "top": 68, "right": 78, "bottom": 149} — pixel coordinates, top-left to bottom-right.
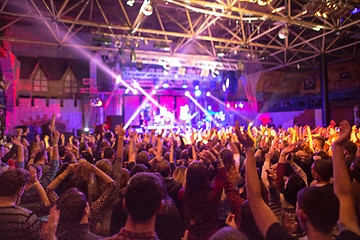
{"left": 332, "top": 120, "right": 360, "bottom": 235}
{"left": 12, "top": 137, "right": 25, "bottom": 168}
{"left": 235, "top": 120, "right": 279, "bottom": 238}
{"left": 114, "top": 124, "right": 126, "bottom": 173}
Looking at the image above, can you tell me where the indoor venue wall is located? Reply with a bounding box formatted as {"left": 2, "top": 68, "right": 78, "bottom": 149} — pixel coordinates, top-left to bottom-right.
{"left": 13, "top": 98, "right": 81, "bottom": 133}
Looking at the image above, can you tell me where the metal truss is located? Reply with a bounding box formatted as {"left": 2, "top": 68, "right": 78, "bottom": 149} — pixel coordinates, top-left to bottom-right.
{"left": 0, "top": 0, "right": 359, "bottom": 71}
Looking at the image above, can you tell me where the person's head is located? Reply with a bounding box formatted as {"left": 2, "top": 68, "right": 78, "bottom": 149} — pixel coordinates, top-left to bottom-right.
{"left": 100, "top": 140, "right": 110, "bottom": 150}
{"left": 297, "top": 186, "right": 339, "bottom": 235}
{"left": 173, "top": 166, "right": 186, "bottom": 187}
{"left": 157, "top": 159, "right": 171, "bottom": 178}
{"left": 0, "top": 169, "right": 30, "bottom": 201}
{"left": 95, "top": 159, "right": 113, "bottom": 177}
{"left": 185, "top": 161, "right": 210, "bottom": 194}
{"left": 34, "top": 149, "right": 47, "bottom": 164}
{"left": 180, "top": 149, "right": 188, "bottom": 161}
{"left": 210, "top": 227, "right": 247, "bottom": 240}
{"left": 311, "top": 159, "right": 333, "bottom": 183}
{"left": 56, "top": 188, "right": 89, "bottom": 228}
{"left": 124, "top": 172, "right": 164, "bottom": 223}
{"left": 136, "top": 151, "right": 150, "bottom": 165}
{"left": 130, "top": 163, "right": 149, "bottom": 177}
{"left": 104, "top": 148, "right": 115, "bottom": 162}
{"left": 313, "top": 137, "right": 325, "bottom": 151}
{"left": 344, "top": 141, "right": 357, "bottom": 158}
{"left": 283, "top": 174, "right": 307, "bottom": 207}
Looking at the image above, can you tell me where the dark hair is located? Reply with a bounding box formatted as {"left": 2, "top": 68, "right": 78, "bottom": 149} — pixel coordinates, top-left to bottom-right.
{"left": 155, "top": 197, "right": 182, "bottom": 240}
{"left": 34, "top": 149, "right": 46, "bottom": 164}
{"left": 345, "top": 141, "right": 357, "bottom": 157}
{"left": 183, "top": 161, "right": 218, "bottom": 237}
{"left": 130, "top": 163, "right": 148, "bottom": 177}
{"left": 180, "top": 149, "right": 188, "bottom": 161}
{"left": 58, "top": 146, "right": 66, "bottom": 158}
{"left": 210, "top": 226, "right": 247, "bottom": 240}
{"left": 239, "top": 201, "right": 265, "bottom": 240}
{"left": 145, "top": 143, "right": 153, "bottom": 152}
{"left": 312, "top": 159, "right": 333, "bottom": 182}
{"left": 0, "top": 169, "right": 30, "bottom": 196}
{"left": 220, "top": 149, "right": 235, "bottom": 172}
{"left": 283, "top": 174, "right": 306, "bottom": 207}
{"left": 125, "top": 172, "right": 164, "bottom": 223}
{"left": 314, "top": 137, "right": 325, "bottom": 149}
{"left": 297, "top": 186, "right": 339, "bottom": 234}
{"left": 56, "top": 188, "right": 87, "bottom": 230}
{"left": 136, "top": 151, "right": 150, "bottom": 164}
{"left": 104, "top": 148, "right": 115, "bottom": 159}
{"left": 157, "top": 160, "right": 171, "bottom": 178}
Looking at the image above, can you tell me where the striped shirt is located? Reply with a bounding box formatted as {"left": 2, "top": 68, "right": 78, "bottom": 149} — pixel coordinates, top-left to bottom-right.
{"left": 0, "top": 205, "right": 40, "bottom": 240}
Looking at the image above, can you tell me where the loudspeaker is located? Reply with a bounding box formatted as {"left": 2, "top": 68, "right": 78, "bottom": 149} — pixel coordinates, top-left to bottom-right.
{"left": 106, "top": 115, "right": 124, "bottom": 132}
{"left": 222, "top": 71, "right": 238, "bottom": 95}
{"left": 97, "top": 65, "right": 114, "bottom": 92}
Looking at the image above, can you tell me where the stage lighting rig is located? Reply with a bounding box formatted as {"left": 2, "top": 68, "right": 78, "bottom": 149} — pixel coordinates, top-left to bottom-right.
{"left": 303, "top": 0, "right": 354, "bottom": 19}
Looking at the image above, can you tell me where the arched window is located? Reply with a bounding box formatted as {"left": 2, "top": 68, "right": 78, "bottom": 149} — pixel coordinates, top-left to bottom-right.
{"left": 63, "top": 68, "right": 78, "bottom": 93}
{"left": 32, "top": 64, "right": 48, "bottom": 92}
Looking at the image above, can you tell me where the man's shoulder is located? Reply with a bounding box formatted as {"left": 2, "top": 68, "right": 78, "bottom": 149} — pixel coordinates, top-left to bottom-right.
{"left": 266, "top": 223, "right": 297, "bottom": 240}
{"left": 0, "top": 205, "right": 34, "bottom": 216}
{"left": 105, "top": 228, "right": 158, "bottom": 240}
{"left": 336, "top": 230, "right": 360, "bottom": 240}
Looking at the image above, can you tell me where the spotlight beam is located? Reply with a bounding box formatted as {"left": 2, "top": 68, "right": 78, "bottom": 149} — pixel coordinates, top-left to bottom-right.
{"left": 208, "top": 94, "right": 252, "bottom": 122}
{"left": 124, "top": 98, "right": 149, "bottom": 130}
{"left": 185, "top": 92, "right": 219, "bottom": 126}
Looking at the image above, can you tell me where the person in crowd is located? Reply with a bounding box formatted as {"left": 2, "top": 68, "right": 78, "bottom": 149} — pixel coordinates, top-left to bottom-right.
{"left": 106, "top": 172, "right": 164, "bottom": 240}
{"left": 243, "top": 120, "right": 360, "bottom": 240}
{"left": 56, "top": 188, "right": 102, "bottom": 240}
{"left": 0, "top": 168, "right": 41, "bottom": 240}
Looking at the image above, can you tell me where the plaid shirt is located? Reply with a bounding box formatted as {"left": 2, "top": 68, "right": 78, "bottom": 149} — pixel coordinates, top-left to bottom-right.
{"left": 105, "top": 228, "right": 159, "bottom": 240}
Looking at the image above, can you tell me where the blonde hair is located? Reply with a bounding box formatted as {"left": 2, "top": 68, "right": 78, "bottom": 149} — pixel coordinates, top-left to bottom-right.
{"left": 173, "top": 166, "right": 186, "bottom": 187}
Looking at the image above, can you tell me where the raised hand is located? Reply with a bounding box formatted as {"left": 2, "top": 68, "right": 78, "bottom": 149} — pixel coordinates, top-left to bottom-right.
{"left": 282, "top": 143, "right": 297, "bottom": 155}
{"left": 333, "top": 120, "right": 351, "bottom": 146}
{"left": 115, "top": 123, "right": 126, "bottom": 137}
{"left": 53, "top": 130, "right": 60, "bottom": 145}
{"left": 40, "top": 206, "right": 59, "bottom": 240}
{"left": 11, "top": 137, "right": 23, "bottom": 147}
{"left": 234, "top": 120, "right": 254, "bottom": 149}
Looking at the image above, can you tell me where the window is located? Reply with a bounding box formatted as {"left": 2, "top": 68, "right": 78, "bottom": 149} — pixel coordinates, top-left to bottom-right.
{"left": 63, "top": 69, "right": 78, "bottom": 93}
{"left": 33, "top": 67, "right": 48, "bottom": 92}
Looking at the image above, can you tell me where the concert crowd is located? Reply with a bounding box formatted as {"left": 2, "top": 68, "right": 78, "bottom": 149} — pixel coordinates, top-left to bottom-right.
{"left": 0, "top": 116, "right": 360, "bottom": 240}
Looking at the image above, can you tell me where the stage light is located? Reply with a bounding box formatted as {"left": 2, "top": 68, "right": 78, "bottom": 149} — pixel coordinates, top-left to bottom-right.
{"left": 226, "top": 102, "right": 230, "bottom": 108}
{"left": 182, "top": 83, "right": 188, "bottom": 89}
{"left": 155, "top": 85, "right": 159, "bottom": 89}
{"left": 143, "top": 3, "right": 153, "bottom": 16}
{"left": 133, "top": 81, "right": 140, "bottom": 89}
{"left": 207, "top": 105, "right": 212, "bottom": 111}
{"left": 278, "top": 27, "right": 288, "bottom": 39}
{"left": 163, "top": 82, "right": 169, "bottom": 88}
{"left": 249, "top": 122, "right": 253, "bottom": 126}
{"left": 195, "top": 85, "right": 199, "bottom": 90}
{"left": 206, "top": 92, "right": 211, "bottom": 97}
{"left": 116, "top": 75, "right": 122, "bottom": 84}
{"left": 195, "top": 89, "right": 201, "bottom": 97}
{"left": 125, "top": 88, "right": 130, "bottom": 94}
{"left": 225, "top": 78, "right": 229, "bottom": 89}
{"left": 235, "top": 104, "right": 238, "bottom": 108}
{"left": 222, "top": 84, "right": 226, "bottom": 92}
{"left": 239, "top": 102, "right": 244, "bottom": 108}
{"left": 84, "top": 127, "right": 89, "bottom": 132}
{"left": 152, "top": 90, "right": 156, "bottom": 95}
{"left": 127, "top": 0, "right": 134, "bottom": 6}
{"left": 136, "top": 61, "right": 143, "bottom": 71}
{"left": 185, "top": 91, "right": 190, "bottom": 97}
